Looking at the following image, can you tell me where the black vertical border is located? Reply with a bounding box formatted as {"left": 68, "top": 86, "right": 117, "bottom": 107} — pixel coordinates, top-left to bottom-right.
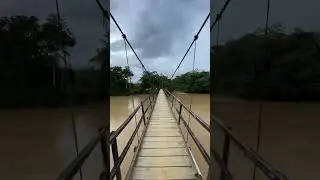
{"left": 103, "top": 0, "right": 110, "bottom": 178}
{"left": 209, "top": 0, "right": 214, "bottom": 179}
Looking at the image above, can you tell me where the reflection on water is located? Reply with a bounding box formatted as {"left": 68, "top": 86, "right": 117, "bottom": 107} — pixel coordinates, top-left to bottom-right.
{"left": 211, "top": 99, "right": 320, "bottom": 180}
{"left": 0, "top": 104, "right": 107, "bottom": 180}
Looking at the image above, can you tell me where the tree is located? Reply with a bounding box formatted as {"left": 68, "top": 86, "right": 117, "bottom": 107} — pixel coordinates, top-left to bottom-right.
{"left": 90, "top": 33, "right": 109, "bottom": 93}
{"left": 0, "top": 15, "right": 76, "bottom": 107}
{"left": 171, "top": 71, "right": 210, "bottom": 93}
{"left": 212, "top": 23, "right": 320, "bottom": 100}
{"left": 41, "top": 14, "right": 76, "bottom": 89}
{"left": 110, "top": 66, "right": 133, "bottom": 95}
{"left": 138, "top": 71, "right": 172, "bottom": 92}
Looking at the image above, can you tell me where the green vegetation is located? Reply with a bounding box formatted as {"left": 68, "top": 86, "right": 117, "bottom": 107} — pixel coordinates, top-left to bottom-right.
{"left": 0, "top": 15, "right": 76, "bottom": 108}
{"left": 171, "top": 71, "right": 210, "bottom": 93}
{"left": 110, "top": 66, "right": 133, "bottom": 95}
{"left": 108, "top": 67, "right": 210, "bottom": 96}
{"left": 1, "top": 14, "right": 318, "bottom": 108}
{"left": 0, "top": 14, "right": 107, "bottom": 108}
{"left": 212, "top": 23, "right": 320, "bottom": 101}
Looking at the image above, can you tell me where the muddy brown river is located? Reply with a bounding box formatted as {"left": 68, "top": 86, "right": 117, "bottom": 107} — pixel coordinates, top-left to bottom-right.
{"left": 0, "top": 93, "right": 319, "bottom": 180}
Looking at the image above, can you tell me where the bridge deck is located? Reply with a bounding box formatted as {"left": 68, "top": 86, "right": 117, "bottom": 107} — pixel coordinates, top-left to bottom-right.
{"left": 129, "top": 89, "right": 198, "bottom": 180}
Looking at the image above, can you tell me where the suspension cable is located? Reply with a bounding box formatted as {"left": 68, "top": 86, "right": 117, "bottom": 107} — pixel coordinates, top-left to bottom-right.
{"left": 265, "top": 0, "right": 270, "bottom": 34}
{"left": 253, "top": 1, "right": 270, "bottom": 179}
{"left": 186, "top": 37, "right": 197, "bottom": 143}
{"left": 123, "top": 37, "right": 140, "bottom": 144}
{"left": 110, "top": 15, "right": 148, "bottom": 72}
{"left": 95, "top": 0, "right": 109, "bottom": 21}
{"left": 210, "top": 0, "right": 231, "bottom": 31}
{"left": 216, "top": 20, "right": 220, "bottom": 46}
{"left": 95, "top": 0, "right": 158, "bottom": 96}
{"left": 170, "top": 13, "right": 209, "bottom": 79}
{"left": 95, "top": 0, "right": 149, "bottom": 73}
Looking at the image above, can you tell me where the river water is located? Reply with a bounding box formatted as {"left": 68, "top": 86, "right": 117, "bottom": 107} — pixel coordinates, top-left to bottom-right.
{"left": 0, "top": 93, "right": 319, "bottom": 180}
{"left": 210, "top": 99, "right": 320, "bottom": 180}
{"left": 0, "top": 103, "right": 108, "bottom": 180}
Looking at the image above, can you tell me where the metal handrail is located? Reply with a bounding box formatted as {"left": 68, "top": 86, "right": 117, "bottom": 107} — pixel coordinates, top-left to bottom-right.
{"left": 57, "top": 128, "right": 107, "bottom": 180}
{"left": 165, "top": 90, "right": 210, "bottom": 131}
{"left": 110, "top": 89, "right": 158, "bottom": 179}
{"left": 164, "top": 89, "right": 288, "bottom": 180}
{"left": 211, "top": 114, "right": 289, "bottom": 180}
{"left": 56, "top": 89, "right": 158, "bottom": 180}
{"left": 109, "top": 96, "right": 151, "bottom": 142}
{"left": 162, "top": 89, "right": 225, "bottom": 179}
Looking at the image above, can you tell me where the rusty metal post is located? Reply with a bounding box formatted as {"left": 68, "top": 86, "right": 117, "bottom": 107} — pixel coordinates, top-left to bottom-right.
{"left": 220, "top": 127, "right": 231, "bottom": 180}
{"left": 178, "top": 104, "right": 183, "bottom": 124}
{"left": 171, "top": 96, "right": 174, "bottom": 108}
{"left": 149, "top": 96, "right": 152, "bottom": 107}
{"left": 141, "top": 103, "right": 146, "bottom": 126}
{"left": 71, "top": 113, "right": 83, "bottom": 180}
{"left": 111, "top": 131, "right": 122, "bottom": 180}
{"left": 99, "top": 128, "right": 108, "bottom": 171}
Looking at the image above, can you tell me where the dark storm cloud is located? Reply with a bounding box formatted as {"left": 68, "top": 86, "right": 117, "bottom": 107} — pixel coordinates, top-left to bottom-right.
{"left": 110, "top": 0, "right": 209, "bottom": 81}
{"left": 110, "top": 0, "right": 208, "bottom": 56}
{"left": 130, "top": 0, "right": 194, "bottom": 59}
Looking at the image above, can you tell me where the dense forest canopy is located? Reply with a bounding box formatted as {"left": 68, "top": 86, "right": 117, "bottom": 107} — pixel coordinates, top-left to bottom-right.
{"left": 172, "top": 71, "right": 210, "bottom": 93}
{"left": 212, "top": 23, "right": 320, "bottom": 100}
{"left": 108, "top": 66, "right": 210, "bottom": 96}
{"left": 0, "top": 15, "right": 76, "bottom": 107}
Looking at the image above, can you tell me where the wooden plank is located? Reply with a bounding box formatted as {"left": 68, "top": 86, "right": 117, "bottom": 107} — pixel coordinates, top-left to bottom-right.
{"left": 143, "top": 136, "right": 184, "bottom": 142}
{"left": 149, "top": 123, "right": 176, "bottom": 126}
{"left": 149, "top": 126, "right": 178, "bottom": 131}
{"left": 150, "top": 120, "right": 174, "bottom": 123}
{"left": 148, "top": 125, "right": 177, "bottom": 129}
{"left": 141, "top": 141, "right": 185, "bottom": 148}
{"left": 149, "top": 121, "right": 176, "bottom": 124}
{"left": 151, "top": 117, "right": 175, "bottom": 119}
{"left": 151, "top": 120, "right": 176, "bottom": 123}
{"left": 147, "top": 129, "right": 179, "bottom": 133}
{"left": 145, "top": 132, "right": 180, "bottom": 137}
{"left": 129, "top": 89, "right": 199, "bottom": 179}
{"left": 131, "top": 167, "right": 197, "bottom": 180}
{"left": 146, "top": 130, "right": 180, "bottom": 135}
{"left": 139, "top": 148, "right": 188, "bottom": 156}
{"left": 135, "top": 156, "right": 192, "bottom": 167}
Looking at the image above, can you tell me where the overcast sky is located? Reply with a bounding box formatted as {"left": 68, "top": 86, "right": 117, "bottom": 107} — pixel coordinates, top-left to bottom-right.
{"left": 1, "top": 0, "right": 319, "bottom": 81}
{"left": 211, "top": 0, "right": 320, "bottom": 45}
{"left": 110, "top": 0, "right": 210, "bottom": 82}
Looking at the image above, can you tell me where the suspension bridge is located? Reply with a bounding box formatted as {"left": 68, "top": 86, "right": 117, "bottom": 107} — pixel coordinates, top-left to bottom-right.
{"left": 56, "top": 0, "right": 289, "bottom": 179}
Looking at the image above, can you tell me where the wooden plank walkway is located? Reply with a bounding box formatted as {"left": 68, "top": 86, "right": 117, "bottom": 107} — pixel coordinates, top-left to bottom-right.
{"left": 129, "top": 89, "right": 199, "bottom": 180}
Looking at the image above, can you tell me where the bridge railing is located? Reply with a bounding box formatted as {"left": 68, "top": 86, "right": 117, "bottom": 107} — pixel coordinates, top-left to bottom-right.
{"left": 210, "top": 114, "right": 289, "bottom": 180}
{"left": 56, "top": 89, "right": 158, "bottom": 180}
{"left": 163, "top": 89, "right": 212, "bottom": 179}
{"left": 109, "top": 89, "right": 158, "bottom": 180}
{"left": 164, "top": 89, "right": 289, "bottom": 180}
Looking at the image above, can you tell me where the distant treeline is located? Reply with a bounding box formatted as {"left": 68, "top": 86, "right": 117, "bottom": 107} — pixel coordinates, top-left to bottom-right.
{"left": 212, "top": 23, "right": 320, "bottom": 101}
{"left": 109, "top": 66, "right": 210, "bottom": 96}
{"left": 1, "top": 14, "right": 319, "bottom": 108}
